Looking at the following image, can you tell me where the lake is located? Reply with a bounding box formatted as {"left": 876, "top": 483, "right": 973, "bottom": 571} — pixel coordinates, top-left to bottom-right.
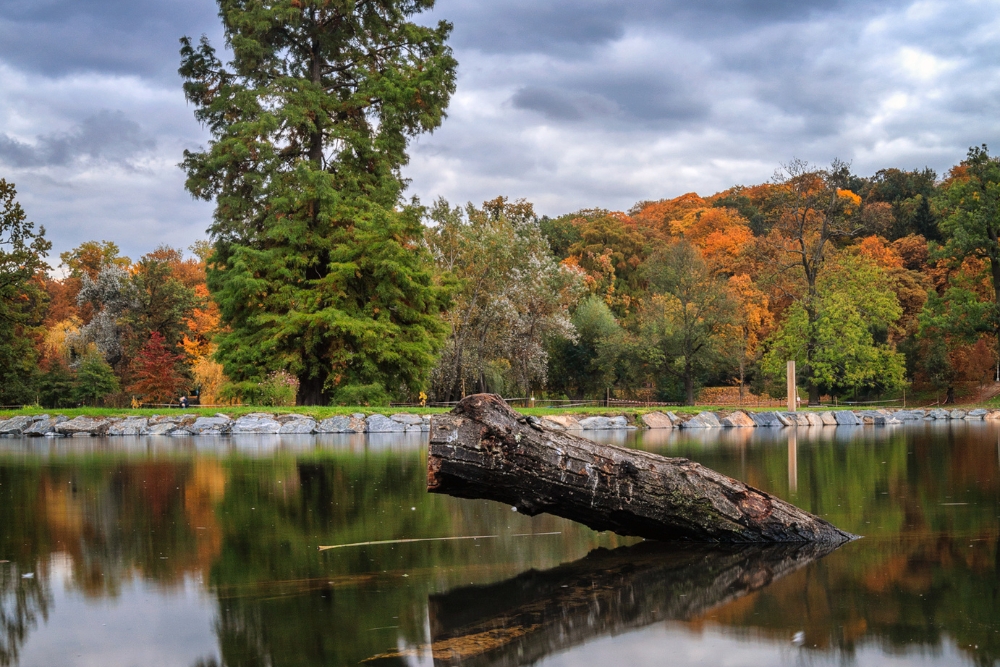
{"left": 0, "top": 421, "right": 997, "bottom": 666}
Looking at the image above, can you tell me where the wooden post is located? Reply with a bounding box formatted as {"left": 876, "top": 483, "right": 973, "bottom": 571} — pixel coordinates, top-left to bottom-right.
{"left": 786, "top": 360, "right": 796, "bottom": 412}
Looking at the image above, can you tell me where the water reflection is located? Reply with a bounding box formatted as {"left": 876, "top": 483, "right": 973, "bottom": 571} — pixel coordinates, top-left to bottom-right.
{"left": 0, "top": 421, "right": 996, "bottom": 666}
{"left": 368, "top": 541, "right": 840, "bottom": 666}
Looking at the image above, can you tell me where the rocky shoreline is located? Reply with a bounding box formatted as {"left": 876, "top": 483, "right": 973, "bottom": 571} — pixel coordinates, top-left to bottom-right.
{"left": 0, "top": 406, "right": 997, "bottom": 437}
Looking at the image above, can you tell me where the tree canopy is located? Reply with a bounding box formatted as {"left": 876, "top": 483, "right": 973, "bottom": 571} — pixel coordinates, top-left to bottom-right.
{"left": 180, "top": 0, "right": 457, "bottom": 404}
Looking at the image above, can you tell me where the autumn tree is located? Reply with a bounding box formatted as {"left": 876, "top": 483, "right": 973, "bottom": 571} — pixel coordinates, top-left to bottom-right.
{"left": 180, "top": 0, "right": 457, "bottom": 405}
{"left": 127, "top": 332, "right": 187, "bottom": 403}
{"left": 564, "top": 210, "right": 648, "bottom": 315}
{"left": 0, "top": 179, "right": 50, "bottom": 405}
{"left": 723, "top": 274, "right": 773, "bottom": 402}
{"left": 769, "top": 160, "right": 871, "bottom": 403}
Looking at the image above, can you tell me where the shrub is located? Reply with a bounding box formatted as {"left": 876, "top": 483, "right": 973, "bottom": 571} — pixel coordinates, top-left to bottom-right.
{"left": 331, "top": 383, "right": 391, "bottom": 407}
{"left": 73, "top": 353, "right": 120, "bottom": 406}
{"left": 219, "top": 370, "right": 298, "bottom": 407}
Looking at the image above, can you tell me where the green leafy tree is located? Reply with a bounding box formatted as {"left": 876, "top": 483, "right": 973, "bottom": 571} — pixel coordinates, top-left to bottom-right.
{"left": 763, "top": 255, "right": 906, "bottom": 398}
{"left": 73, "top": 352, "right": 120, "bottom": 406}
{"left": 916, "top": 287, "right": 993, "bottom": 403}
{"left": 38, "top": 360, "right": 77, "bottom": 408}
{"left": 548, "top": 295, "right": 626, "bottom": 398}
{"left": 179, "top": 0, "right": 457, "bottom": 404}
{"left": 644, "top": 241, "right": 733, "bottom": 405}
{"left": 0, "top": 179, "right": 50, "bottom": 405}
{"left": 125, "top": 247, "right": 197, "bottom": 354}
{"left": 936, "top": 145, "right": 1000, "bottom": 361}
{"left": 426, "top": 197, "right": 581, "bottom": 400}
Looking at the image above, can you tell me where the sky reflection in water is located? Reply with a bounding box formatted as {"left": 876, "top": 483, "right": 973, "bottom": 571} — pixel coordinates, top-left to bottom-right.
{"left": 0, "top": 421, "right": 997, "bottom": 666}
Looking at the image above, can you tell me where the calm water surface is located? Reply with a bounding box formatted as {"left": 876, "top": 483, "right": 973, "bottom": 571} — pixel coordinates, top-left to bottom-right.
{"left": 0, "top": 422, "right": 998, "bottom": 666}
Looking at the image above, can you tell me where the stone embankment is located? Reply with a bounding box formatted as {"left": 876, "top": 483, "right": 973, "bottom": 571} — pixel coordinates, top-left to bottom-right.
{"left": 0, "top": 407, "right": 995, "bottom": 437}
{"left": 0, "top": 412, "right": 429, "bottom": 437}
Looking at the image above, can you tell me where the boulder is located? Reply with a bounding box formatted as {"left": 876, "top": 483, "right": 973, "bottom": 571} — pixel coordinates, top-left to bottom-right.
{"left": 610, "top": 416, "right": 634, "bottom": 429}
{"left": 873, "top": 415, "right": 902, "bottom": 426}
{"left": 986, "top": 410, "right": 1000, "bottom": 421}
{"left": 928, "top": 408, "right": 949, "bottom": 420}
{"left": 107, "top": 417, "right": 149, "bottom": 436}
{"left": 751, "top": 412, "right": 786, "bottom": 427}
{"left": 231, "top": 413, "right": 281, "bottom": 434}
{"left": 145, "top": 422, "right": 179, "bottom": 436}
{"left": 189, "top": 416, "right": 232, "bottom": 435}
{"left": 316, "top": 415, "right": 366, "bottom": 433}
{"left": 23, "top": 415, "right": 67, "bottom": 437}
{"left": 787, "top": 412, "right": 811, "bottom": 426}
{"left": 949, "top": 409, "right": 967, "bottom": 420}
{"left": 967, "top": 408, "right": 988, "bottom": 420}
{"left": 893, "top": 410, "right": 923, "bottom": 421}
{"left": 679, "top": 412, "right": 722, "bottom": 428}
{"left": 834, "top": 411, "right": 861, "bottom": 426}
{"left": 170, "top": 429, "right": 193, "bottom": 436}
{"left": 720, "top": 411, "right": 755, "bottom": 428}
{"left": 539, "top": 415, "right": 582, "bottom": 430}
{"left": 55, "top": 416, "right": 111, "bottom": 437}
{"left": 390, "top": 413, "right": 424, "bottom": 427}
{"left": 578, "top": 416, "right": 617, "bottom": 430}
{"left": 803, "top": 412, "right": 824, "bottom": 427}
{"left": 366, "top": 413, "right": 406, "bottom": 433}
{"left": 641, "top": 412, "right": 676, "bottom": 429}
{"left": 774, "top": 412, "right": 796, "bottom": 427}
{"left": 279, "top": 418, "right": 317, "bottom": 434}
{"left": 819, "top": 411, "right": 838, "bottom": 425}
{"left": 0, "top": 415, "right": 45, "bottom": 435}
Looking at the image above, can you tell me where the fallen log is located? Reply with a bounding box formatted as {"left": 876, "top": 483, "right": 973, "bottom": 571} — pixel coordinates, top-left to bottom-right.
{"left": 428, "top": 394, "right": 855, "bottom": 543}
{"left": 366, "top": 541, "right": 838, "bottom": 666}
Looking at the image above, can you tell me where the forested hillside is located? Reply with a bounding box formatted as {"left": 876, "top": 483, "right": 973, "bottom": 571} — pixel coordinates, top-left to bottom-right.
{"left": 5, "top": 148, "right": 1000, "bottom": 407}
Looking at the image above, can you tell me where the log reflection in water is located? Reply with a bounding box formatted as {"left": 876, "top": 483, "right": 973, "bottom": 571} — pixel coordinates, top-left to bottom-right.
{"left": 366, "top": 540, "right": 841, "bottom": 666}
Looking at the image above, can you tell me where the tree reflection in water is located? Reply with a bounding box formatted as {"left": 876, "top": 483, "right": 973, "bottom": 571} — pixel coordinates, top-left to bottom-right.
{"left": 366, "top": 541, "right": 840, "bottom": 665}
{"left": 0, "top": 424, "right": 997, "bottom": 667}
{"left": 0, "top": 564, "right": 50, "bottom": 667}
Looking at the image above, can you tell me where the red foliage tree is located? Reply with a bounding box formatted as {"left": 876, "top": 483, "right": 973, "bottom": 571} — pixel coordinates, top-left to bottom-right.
{"left": 128, "top": 332, "right": 186, "bottom": 403}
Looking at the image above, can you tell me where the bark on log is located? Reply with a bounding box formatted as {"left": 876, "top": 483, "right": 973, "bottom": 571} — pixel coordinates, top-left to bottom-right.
{"left": 366, "top": 541, "right": 840, "bottom": 666}
{"left": 428, "top": 394, "right": 855, "bottom": 544}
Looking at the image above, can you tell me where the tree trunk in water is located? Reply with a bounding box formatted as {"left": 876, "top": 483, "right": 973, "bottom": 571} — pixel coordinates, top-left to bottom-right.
{"left": 428, "top": 394, "right": 855, "bottom": 543}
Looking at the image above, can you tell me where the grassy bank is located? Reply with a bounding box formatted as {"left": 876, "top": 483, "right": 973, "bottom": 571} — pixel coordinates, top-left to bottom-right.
{"left": 0, "top": 404, "right": 772, "bottom": 421}
{"left": 0, "top": 403, "right": 961, "bottom": 422}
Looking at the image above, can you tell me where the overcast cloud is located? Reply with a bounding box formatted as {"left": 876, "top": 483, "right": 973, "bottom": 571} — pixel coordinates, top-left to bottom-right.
{"left": 0, "top": 0, "right": 998, "bottom": 262}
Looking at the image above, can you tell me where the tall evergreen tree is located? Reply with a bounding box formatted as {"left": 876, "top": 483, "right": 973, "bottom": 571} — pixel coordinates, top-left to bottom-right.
{"left": 0, "top": 179, "right": 50, "bottom": 405}
{"left": 179, "top": 0, "right": 457, "bottom": 404}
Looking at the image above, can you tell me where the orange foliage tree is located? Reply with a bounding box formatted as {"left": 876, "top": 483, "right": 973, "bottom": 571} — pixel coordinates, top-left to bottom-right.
{"left": 127, "top": 332, "right": 187, "bottom": 403}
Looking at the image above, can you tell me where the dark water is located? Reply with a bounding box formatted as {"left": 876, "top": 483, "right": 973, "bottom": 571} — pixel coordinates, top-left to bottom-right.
{"left": 0, "top": 422, "right": 998, "bottom": 666}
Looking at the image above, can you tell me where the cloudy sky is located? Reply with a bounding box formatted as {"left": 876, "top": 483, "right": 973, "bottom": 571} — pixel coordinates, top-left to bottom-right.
{"left": 1, "top": 0, "right": 998, "bottom": 262}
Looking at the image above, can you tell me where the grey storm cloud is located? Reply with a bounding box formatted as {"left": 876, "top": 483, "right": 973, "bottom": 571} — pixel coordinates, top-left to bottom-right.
{"left": 0, "top": 0, "right": 220, "bottom": 79}
{"left": 0, "top": 0, "right": 997, "bottom": 261}
{"left": 0, "top": 111, "right": 155, "bottom": 168}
